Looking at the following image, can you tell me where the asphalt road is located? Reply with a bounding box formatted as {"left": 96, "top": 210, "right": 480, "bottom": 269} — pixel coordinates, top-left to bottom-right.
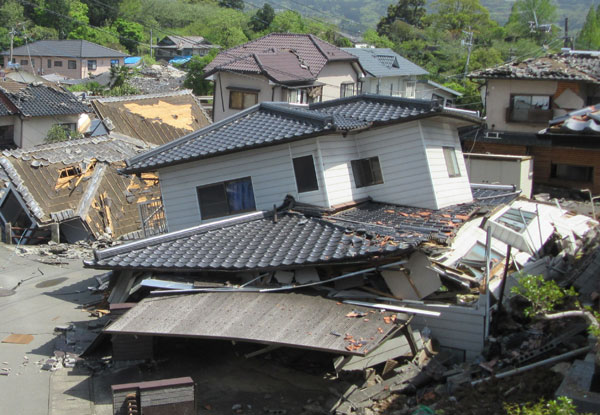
{"left": 0, "top": 243, "right": 102, "bottom": 415}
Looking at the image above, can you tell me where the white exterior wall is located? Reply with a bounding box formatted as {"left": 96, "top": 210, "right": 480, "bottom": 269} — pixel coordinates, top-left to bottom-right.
{"left": 465, "top": 154, "right": 534, "bottom": 198}
{"left": 362, "top": 76, "right": 408, "bottom": 96}
{"left": 421, "top": 122, "right": 473, "bottom": 207}
{"left": 20, "top": 115, "right": 80, "bottom": 148}
{"left": 317, "top": 62, "right": 360, "bottom": 101}
{"left": 213, "top": 72, "right": 274, "bottom": 122}
{"left": 159, "top": 138, "right": 330, "bottom": 231}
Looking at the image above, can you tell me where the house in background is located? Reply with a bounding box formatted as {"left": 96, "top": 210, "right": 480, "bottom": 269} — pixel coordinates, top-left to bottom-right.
{"left": 90, "top": 90, "right": 212, "bottom": 146}
{"left": 203, "top": 33, "right": 364, "bottom": 122}
{"left": 1, "top": 40, "right": 128, "bottom": 79}
{"left": 0, "top": 79, "right": 90, "bottom": 149}
{"left": 342, "top": 48, "right": 461, "bottom": 107}
{"left": 464, "top": 50, "right": 600, "bottom": 194}
{"left": 0, "top": 133, "right": 163, "bottom": 244}
{"left": 153, "top": 35, "right": 217, "bottom": 61}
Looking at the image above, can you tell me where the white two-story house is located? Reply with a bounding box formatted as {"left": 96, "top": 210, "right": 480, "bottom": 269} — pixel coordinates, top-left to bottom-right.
{"left": 119, "top": 95, "right": 478, "bottom": 232}
{"left": 203, "top": 33, "right": 365, "bottom": 122}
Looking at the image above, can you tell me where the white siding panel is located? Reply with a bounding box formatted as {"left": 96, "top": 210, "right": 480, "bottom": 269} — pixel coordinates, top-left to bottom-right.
{"left": 159, "top": 140, "right": 328, "bottom": 231}
{"left": 421, "top": 122, "right": 473, "bottom": 208}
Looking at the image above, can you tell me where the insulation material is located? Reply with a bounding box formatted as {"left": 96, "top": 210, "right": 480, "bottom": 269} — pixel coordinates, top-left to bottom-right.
{"left": 381, "top": 252, "right": 441, "bottom": 300}
{"left": 294, "top": 267, "right": 319, "bottom": 284}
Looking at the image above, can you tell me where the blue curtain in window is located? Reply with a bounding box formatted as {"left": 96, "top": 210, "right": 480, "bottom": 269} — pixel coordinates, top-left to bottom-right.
{"left": 226, "top": 179, "right": 256, "bottom": 212}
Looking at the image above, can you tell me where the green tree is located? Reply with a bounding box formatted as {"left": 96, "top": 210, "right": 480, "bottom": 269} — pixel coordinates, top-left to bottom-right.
{"left": 362, "top": 29, "right": 395, "bottom": 48}
{"left": 377, "top": 0, "right": 427, "bottom": 38}
{"left": 81, "top": 0, "right": 121, "bottom": 26}
{"left": 109, "top": 64, "right": 134, "bottom": 88}
{"left": 218, "top": 0, "right": 243, "bottom": 10}
{"left": 576, "top": 5, "right": 600, "bottom": 50}
{"left": 249, "top": 3, "right": 274, "bottom": 33}
{"left": 113, "top": 18, "right": 143, "bottom": 54}
{"left": 505, "top": 0, "right": 557, "bottom": 42}
{"left": 67, "top": 0, "right": 96, "bottom": 40}
{"left": 45, "top": 124, "right": 82, "bottom": 143}
{"left": 427, "top": 0, "right": 495, "bottom": 35}
{"left": 0, "top": 0, "right": 25, "bottom": 29}
{"left": 183, "top": 49, "right": 217, "bottom": 95}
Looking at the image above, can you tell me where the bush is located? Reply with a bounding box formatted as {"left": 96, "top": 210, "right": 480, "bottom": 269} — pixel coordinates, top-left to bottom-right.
{"left": 505, "top": 397, "right": 590, "bottom": 415}
{"left": 45, "top": 124, "right": 82, "bottom": 143}
{"left": 510, "top": 275, "right": 577, "bottom": 317}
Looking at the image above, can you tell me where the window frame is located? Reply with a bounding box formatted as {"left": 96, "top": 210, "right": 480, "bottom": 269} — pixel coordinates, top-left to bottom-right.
{"left": 292, "top": 155, "right": 319, "bottom": 193}
{"left": 19, "top": 59, "right": 28, "bottom": 66}
{"left": 54, "top": 60, "right": 63, "bottom": 67}
{"left": 110, "top": 59, "right": 119, "bottom": 67}
{"left": 351, "top": 156, "right": 384, "bottom": 188}
{"left": 47, "top": 59, "right": 52, "bottom": 68}
{"left": 87, "top": 60, "right": 97, "bottom": 71}
{"left": 550, "top": 163, "right": 593, "bottom": 183}
{"left": 228, "top": 89, "right": 259, "bottom": 110}
{"left": 507, "top": 94, "right": 552, "bottom": 123}
{"left": 196, "top": 177, "right": 256, "bottom": 220}
{"left": 68, "top": 60, "right": 77, "bottom": 69}
{"left": 340, "top": 82, "right": 355, "bottom": 98}
{"left": 443, "top": 146, "right": 461, "bottom": 178}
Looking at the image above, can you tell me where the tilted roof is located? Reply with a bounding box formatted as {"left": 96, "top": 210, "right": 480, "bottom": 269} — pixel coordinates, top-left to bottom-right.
{"left": 204, "top": 33, "right": 358, "bottom": 83}
{"left": 0, "top": 79, "right": 90, "bottom": 117}
{"left": 156, "top": 35, "right": 214, "bottom": 50}
{"left": 123, "top": 95, "right": 482, "bottom": 174}
{"left": 469, "top": 52, "right": 600, "bottom": 83}
{"left": 2, "top": 39, "right": 128, "bottom": 58}
{"left": 91, "top": 90, "right": 212, "bottom": 146}
{"left": 342, "top": 48, "right": 428, "bottom": 78}
{"left": 541, "top": 104, "right": 600, "bottom": 135}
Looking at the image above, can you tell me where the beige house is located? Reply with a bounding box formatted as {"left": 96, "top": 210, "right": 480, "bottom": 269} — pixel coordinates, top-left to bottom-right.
{"left": 2, "top": 40, "right": 128, "bottom": 80}
{"left": 204, "top": 33, "right": 364, "bottom": 122}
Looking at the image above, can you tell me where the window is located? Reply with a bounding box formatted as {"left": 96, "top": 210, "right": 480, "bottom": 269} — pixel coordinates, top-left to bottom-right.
{"left": 497, "top": 208, "right": 536, "bottom": 233}
{"left": 196, "top": 177, "right": 256, "bottom": 220}
{"left": 229, "top": 90, "right": 258, "bottom": 110}
{"left": 432, "top": 94, "right": 445, "bottom": 105}
{"left": 351, "top": 157, "right": 384, "bottom": 188}
{"left": 20, "top": 59, "right": 28, "bottom": 66}
{"left": 551, "top": 163, "right": 593, "bottom": 182}
{"left": 87, "top": 60, "right": 97, "bottom": 70}
{"left": 68, "top": 60, "right": 76, "bottom": 69}
{"left": 293, "top": 155, "right": 319, "bottom": 193}
{"left": 54, "top": 61, "right": 63, "bottom": 67}
{"left": 508, "top": 95, "right": 551, "bottom": 122}
{"left": 288, "top": 89, "right": 308, "bottom": 104}
{"left": 405, "top": 80, "right": 416, "bottom": 98}
{"left": 340, "top": 83, "right": 355, "bottom": 98}
{"left": 443, "top": 147, "right": 461, "bottom": 177}
{"left": 110, "top": 59, "right": 119, "bottom": 67}
{"left": 47, "top": 59, "right": 52, "bottom": 68}
{"left": 0, "top": 125, "right": 14, "bottom": 146}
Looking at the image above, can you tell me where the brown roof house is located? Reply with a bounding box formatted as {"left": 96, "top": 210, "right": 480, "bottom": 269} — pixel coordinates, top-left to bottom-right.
{"left": 203, "top": 33, "right": 364, "bottom": 121}
{"left": 464, "top": 49, "right": 600, "bottom": 193}
{"left": 90, "top": 90, "right": 212, "bottom": 146}
{"left": 0, "top": 134, "right": 163, "bottom": 244}
{"left": 2, "top": 39, "right": 128, "bottom": 79}
{"left": 0, "top": 79, "right": 90, "bottom": 149}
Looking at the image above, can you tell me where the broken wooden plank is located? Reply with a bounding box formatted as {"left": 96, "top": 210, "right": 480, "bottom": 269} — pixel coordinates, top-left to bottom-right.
{"left": 244, "top": 345, "right": 280, "bottom": 359}
{"left": 333, "top": 335, "right": 413, "bottom": 372}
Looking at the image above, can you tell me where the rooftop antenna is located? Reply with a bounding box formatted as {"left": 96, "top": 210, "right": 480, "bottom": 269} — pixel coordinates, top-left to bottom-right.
{"left": 528, "top": 10, "right": 552, "bottom": 33}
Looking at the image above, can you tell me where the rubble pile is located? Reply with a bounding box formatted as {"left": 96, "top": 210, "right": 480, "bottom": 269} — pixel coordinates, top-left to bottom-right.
{"left": 14, "top": 236, "right": 119, "bottom": 263}
{"left": 129, "top": 64, "right": 187, "bottom": 94}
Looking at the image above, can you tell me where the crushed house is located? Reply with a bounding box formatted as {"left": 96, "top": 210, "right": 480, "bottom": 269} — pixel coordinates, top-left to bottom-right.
{"left": 84, "top": 94, "right": 598, "bottom": 365}
{"left": 89, "top": 90, "right": 212, "bottom": 146}
{"left": 152, "top": 35, "right": 218, "bottom": 61}
{"left": 0, "top": 134, "right": 163, "bottom": 244}
{"left": 464, "top": 50, "right": 600, "bottom": 193}
{"left": 203, "top": 33, "right": 365, "bottom": 122}
{"left": 0, "top": 79, "right": 91, "bottom": 149}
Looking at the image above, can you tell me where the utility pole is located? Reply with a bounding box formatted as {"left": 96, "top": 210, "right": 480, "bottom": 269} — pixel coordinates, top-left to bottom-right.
{"left": 9, "top": 27, "right": 17, "bottom": 65}
{"left": 462, "top": 29, "right": 474, "bottom": 79}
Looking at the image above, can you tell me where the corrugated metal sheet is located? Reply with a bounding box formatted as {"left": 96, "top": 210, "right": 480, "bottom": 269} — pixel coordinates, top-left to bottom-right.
{"left": 105, "top": 292, "right": 405, "bottom": 356}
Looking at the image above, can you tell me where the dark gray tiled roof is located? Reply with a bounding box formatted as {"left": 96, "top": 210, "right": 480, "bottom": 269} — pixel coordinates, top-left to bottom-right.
{"left": 471, "top": 184, "right": 521, "bottom": 207}
{"left": 86, "top": 211, "right": 411, "bottom": 271}
{"left": 124, "top": 95, "right": 480, "bottom": 174}
{"left": 470, "top": 52, "right": 600, "bottom": 83}
{"left": 342, "top": 48, "right": 428, "bottom": 78}
{"left": 325, "top": 201, "right": 477, "bottom": 245}
{"left": 0, "top": 97, "right": 12, "bottom": 116}
{"left": 0, "top": 80, "right": 90, "bottom": 117}
{"left": 2, "top": 39, "right": 127, "bottom": 58}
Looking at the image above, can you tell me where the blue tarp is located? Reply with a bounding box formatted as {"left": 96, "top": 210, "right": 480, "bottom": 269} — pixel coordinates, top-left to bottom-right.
{"left": 124, "top": 56, "right": 141, "bottom": 65}
{"left": 169, "top": 56, "right": 192, "bottom": 65}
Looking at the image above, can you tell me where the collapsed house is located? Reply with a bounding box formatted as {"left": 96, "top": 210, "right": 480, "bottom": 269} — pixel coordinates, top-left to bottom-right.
{"left": 83, "top": 95, "right": 598, "bottom": 368}
{"left": 89, "top": 90, "right": 212, "bottom": 145}
{"left": 0, "top": 134, "right": 164, "bottom": 244}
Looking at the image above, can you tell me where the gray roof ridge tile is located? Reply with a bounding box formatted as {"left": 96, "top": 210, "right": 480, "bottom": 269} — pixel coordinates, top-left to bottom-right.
{"left": 94, "top": 211, "right": 268, "bottom": 261}
{"left": 93, "top": 89, "right": 194, "bottom": 103}
{"left": 310, "top": 94, "right": 435, "bottom": 110}
{"left": 261, "top": 102, "right": 333, "bottom": 126}
{"left": 124, "top": 104, "right": 263, "bottom": 171}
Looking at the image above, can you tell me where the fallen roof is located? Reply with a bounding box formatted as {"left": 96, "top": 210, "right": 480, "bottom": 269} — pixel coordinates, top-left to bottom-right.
{"left": 123, "top": 95, "right": 483, "bottom": 174}
{"left": 155, "top": 35, "right": 214, "bottom": 49}
{"left": 1, "top": 39, "right": 128, "bottom": 58}
{"left": 469, "top": 52, "right": 600, "bottom": 83}
{"left": 541, "top": 104, "right": 600, "bottom": 135}
{"left": 0, "top": 79, "right": 90, "bottom": 117}
{"left": 417, "top": 80, "right": 462, "bottom": 97}
{"left": 86, "top": 210, "right": 412, "bottom": 271}
{"left": 204, "top": 33, "right": 358, "bottom": 82}
{"left": 104, "top": 291, "right": 403, "bottom": 356}
{"left": 342, "top": 48, "right": 428, "bottom": 78}
{"left": 91, "top": 90, "right": 211, "bottom": 146}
